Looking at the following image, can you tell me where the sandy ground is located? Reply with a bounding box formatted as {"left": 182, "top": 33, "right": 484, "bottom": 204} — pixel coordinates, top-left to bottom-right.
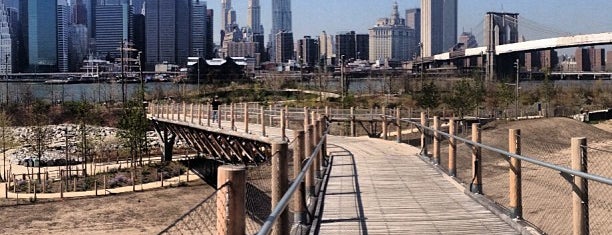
{"left": 0, "top": 181, "right": 215, "bottom": 235}
{"left": 593, "top": 120, "right": 612, "bottom": 133}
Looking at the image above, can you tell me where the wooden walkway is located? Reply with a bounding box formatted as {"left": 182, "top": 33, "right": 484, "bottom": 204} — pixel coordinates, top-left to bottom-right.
{"left": 315, "top": 136, "right": 519, "bottom": 235}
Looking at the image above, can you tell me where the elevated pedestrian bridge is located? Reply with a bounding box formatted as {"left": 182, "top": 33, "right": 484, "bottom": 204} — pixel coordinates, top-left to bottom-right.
{"left": 148, "top": 102, "right": 611, "bottom": 235}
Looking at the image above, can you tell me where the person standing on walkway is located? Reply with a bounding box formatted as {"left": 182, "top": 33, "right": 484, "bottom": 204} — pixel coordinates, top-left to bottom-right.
{"left": 211, "top": 96, "right": 221, "bottom": 123}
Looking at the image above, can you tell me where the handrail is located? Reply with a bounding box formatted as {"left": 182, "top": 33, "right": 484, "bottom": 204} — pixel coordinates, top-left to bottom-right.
{"left": 397, "top": 116, "right": 612, "bottom": 186}
{"left": 257, "top": 128, "right": 328, "bottom": 235}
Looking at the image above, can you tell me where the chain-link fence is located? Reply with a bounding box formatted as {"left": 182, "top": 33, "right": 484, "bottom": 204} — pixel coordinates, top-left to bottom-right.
{"left": 158, "top": 188, "right": 221, "bottom": 235}
{"left": 404, "top": 116, "right": 612, "bottom": 235}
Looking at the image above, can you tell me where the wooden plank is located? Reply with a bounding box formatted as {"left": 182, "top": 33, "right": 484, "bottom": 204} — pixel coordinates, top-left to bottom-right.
{"left": 317, "top": 136, "right": 519, "bottom": 235}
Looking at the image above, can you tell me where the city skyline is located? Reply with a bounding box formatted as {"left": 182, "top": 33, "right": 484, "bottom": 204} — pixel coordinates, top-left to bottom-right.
{"left": 207, "top": 0, "right": 612, "bottom": 44}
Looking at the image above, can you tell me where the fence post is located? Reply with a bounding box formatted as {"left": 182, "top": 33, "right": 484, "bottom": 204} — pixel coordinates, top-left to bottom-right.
{"left": 305, "top": 125, "right": 314, "bottom": 198}
{"left": 304, "top": 107, "right": 309, "bottom": 127}
{"left": 448, "top": 118, "right": 456, "bottom": 176}
{"left": 508, "top": 129, "right": 523, "bottom": 219}
{"left": 261, "top": 106, "right": 266, "bottom": 136}
{"left": 396, "top": 108, "right": 401, "bottom": 143}
{"left": 382, "top": 107, "right": 388, "bottom": 140}
{"left": 190, "top": 103, "right": 194, "bottom": 124}
{"left": 280, "top": 109, "right": 286, "bottom": 140}
{"left": 433, "top": 116, "right": 440, "bottom": 165}
{"left": 470, "top": 123, "right": 482, "bottom": 194}
{"left": 216, "top": 165, "right": 246, "bottom": 235}
{"left": 207, "top": 103, "right": 211, "bottom": 127}
{"left": 182, "top": 102, "right": 186, "bottom": 122}
{"left": 218, "top": 105, "right": 223, "bottom": 129}
{"left": 198, "top": 103, "right": 203, "bottom": 125}
{"left": 244, "top": 103, "right": 249, "bottom": 133}
{"left": 231, "top": 103, "right": 235, "bottom": 130}
{"left": 292, "top": 131, "right": 306, "bottom": 226}
{"left": 350, "top": 107, "right": 356, "bottom": 137}
{"left": 420, "top": 112, "right": 427, "bottom": 156}
{"left": 571, "top": 137, "right": 589, "bottom": 235}
{"left": 271, "top": 142, "right": 289, "bottom": 235}
{"left": 314, "top": 119, "right": 321, "bottom": 179}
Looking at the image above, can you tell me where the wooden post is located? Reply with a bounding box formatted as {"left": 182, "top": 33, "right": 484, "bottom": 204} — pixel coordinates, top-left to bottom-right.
{"left": 508, "top": 129, "right": 522, "bottom": 219}
{"left": 284, "top": 106, "right": 289, "bottom": 128}
{"left": 190, "top": 103, "right": 194, "bottom": 124}
{"left": 396, "top": 108, "right": 401, "bottom": 143}
{"left": 280, "top": 109, "right": 286, "bottom": 140}
{"left": 182, "top": 102, "right": 186, "bottom": 121}
{"left": 231, "top": 103, "right": 236, "bottom": 130}
{"left": 60, "top": 171, "right": 64, "bottom": 198}
{"left": 216, "top": 165, "right": 246, "bottom": 235}
{"left": 198, "top": 103, "right": 203, "bottom": 125}
{"left": 305, "top": 125, "right": 314, "bottom": 198}
{"left": 293, "top": 131, "right": 306, "bottom": 224}
{"left": 131, "top": 169, "right": 135, "bottom": 192}
{"left": 217, "top": 105, "right": 223, "bottom": 129}
{"left": 448, "top": 118, "right": 457, "bottom": 176}
{"left": 271, "top": 142, "right": 289, "bottom": 235}
{"left": 350, "top": 107, "right": 356, "bottom": 137}
{"left": 382, "top": 107, "right": 388, "bottom": 140}
{"left": 244, "top": 103, "right": 249, "bottom": 133}
{"left": 470, "top": 123, "right": 482, "bottom": 194}
{"left": 303, "top": 107, "right": 309, "bottom": 127}
{"left": 269, "top": 105, "right": 273, "bottom": 127}
{"left": 571, "top": 137, "right": 589, "bottom": 235}
{"left": 261, "top": 106, "right": 266, "bottom": 136}
{"left": 420, "top": 112, "right": 427, "bottom": 156}
{"left": 103, "top": 174, "right": 107, "bottom": 195}
{"left": 325, "top": 106, "right": 329, "bottom": 118}
{"left": 433, "top": 116, "right": 440, "bottom": 165}
{"left": 313, "top": 120, "right": 321, "bottom": 179}
{"left": 207, "top": 103, "right": 211, "bottom": 127}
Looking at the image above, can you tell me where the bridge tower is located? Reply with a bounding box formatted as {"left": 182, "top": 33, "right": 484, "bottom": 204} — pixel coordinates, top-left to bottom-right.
{"left": 485, "top": 12, "right": 519, "bottom": 81}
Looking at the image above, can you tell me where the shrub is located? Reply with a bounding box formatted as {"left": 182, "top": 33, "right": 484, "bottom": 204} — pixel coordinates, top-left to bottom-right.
{"left": 108, "top": 174, "right": 131, "bottom": 188}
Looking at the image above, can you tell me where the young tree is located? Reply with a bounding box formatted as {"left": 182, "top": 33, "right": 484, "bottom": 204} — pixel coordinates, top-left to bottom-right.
{"left": 538, "top": 75, "right": 556, "bottom": 116}
{"left": 496, "top": 83, "right": 515, "bottom": 118}
{"left": 0, "top": 111, "right": 13, "bottom": 182}
{"left": 444, "top": 79, "right": 480, "bottom": 118}
{"left": 416, "top": 80, "right": 440, "bottom": 111}
{"left": 117, "top": 91, "right": 148, "bottom": 167}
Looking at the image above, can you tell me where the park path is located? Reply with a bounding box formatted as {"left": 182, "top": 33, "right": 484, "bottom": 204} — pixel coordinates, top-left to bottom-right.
{"left": 316, "top": 136, "right": 518, "bottom": 234}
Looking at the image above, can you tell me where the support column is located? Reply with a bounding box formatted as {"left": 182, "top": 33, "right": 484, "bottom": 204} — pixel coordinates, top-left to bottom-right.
{"left": 350, "top": 107, "right": 356, "bottom": 137}
{"left": 509, "top": 129, "right": 522, "bottom": 219}
{"left": 470, "top": 123, "right": 482, "bottom": 194}
{"left": 571, "top": 137, "right": 589, "bottom": 235}
{"left": 216, "top": 165, "right": 246, "bottom": 235}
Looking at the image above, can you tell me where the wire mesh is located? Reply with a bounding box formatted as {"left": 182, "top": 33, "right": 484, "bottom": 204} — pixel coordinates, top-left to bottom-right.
{"left": 158, "top": 189, "right": 220, "bottom": 235}
{"left": 480, "top": 128, "right": 512, "bottom": 211}
{"left": 585, "top": 144, "right": 612, "bottom": 234}
{"left": 245, "top": 160, "right": 273, "bottom": 234}
{"left": 521, "top": 161, "right": 572, "bottom": 235}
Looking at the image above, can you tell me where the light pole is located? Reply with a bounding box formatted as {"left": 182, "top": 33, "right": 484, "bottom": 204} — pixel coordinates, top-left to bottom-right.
{"left": 195, "top": 48, "right": 202, "bottom": 96}
{"left": 514, "top": 59, "right": 520, "bottom": 119}
{"left": 5, "top": 53, "right": 8, "bottom": 104}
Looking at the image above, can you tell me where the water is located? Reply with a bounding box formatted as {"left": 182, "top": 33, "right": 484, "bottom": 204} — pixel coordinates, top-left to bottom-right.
{"left": 0, "top": 82, "right": 199, "bottom": 103}
{"left": 1, "top": 79, "right": 609, "bottom": 103}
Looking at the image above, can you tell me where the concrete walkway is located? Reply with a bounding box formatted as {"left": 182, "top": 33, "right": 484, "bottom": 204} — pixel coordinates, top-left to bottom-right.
{"left": 316, "top": 136, "right": 519, "bottom": 234}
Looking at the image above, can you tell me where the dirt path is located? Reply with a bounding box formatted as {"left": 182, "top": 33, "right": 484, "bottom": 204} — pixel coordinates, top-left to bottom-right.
{"left": 0, "top": 181, "right": 215, "bottom": 235}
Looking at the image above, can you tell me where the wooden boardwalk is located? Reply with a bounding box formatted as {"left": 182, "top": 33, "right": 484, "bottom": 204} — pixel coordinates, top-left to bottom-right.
{"left": 316, "top": 136, "right": 519, "bottom": 235}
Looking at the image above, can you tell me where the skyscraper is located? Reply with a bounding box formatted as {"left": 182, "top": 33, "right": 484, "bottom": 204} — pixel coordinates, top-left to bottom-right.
{"left": 0, "top": 1, "right": 12, "bottom": 74}
{"left": 270, "top": 0, "right": 291, "bottom": 62}
{"left": 336, "top": 31, "right": 356, "bottom": 61}
{"left": 318, "top": 31, "right": 334, "bottom": 66}
{"left": 57, "top": 0, "right": 70, "bottom": 72}
{"left": 206, "top": 9, "right": 215, "bottom": 59}
{"left": 95, "top": 2, "right": 133, "bottom": 59}
{"left": 421, "top": 0, "right": 457, "bottom": 57}
{"left": 248, "top": 0, "right": 263, "bottom": 34}
{"left": 72, "top": 0, "right": 88, "bottom": 25}
{"left": 369, "top": 2, "right": 415, "bottom": 64}
{"left": 297, "top": 36, "right": 317, "bottom": 67}
{"left": 406, "top": 8, "right": 420, "bottom": 46}
{"left": 145, "top": 0, "right": 189, "bottom": 68}
{"left": 221, "top": 0, "right": 232, "bottom": 32}
{"left": 274, "top": 31, "right": 293, "bottom": 64}
{"left": 191, "top": 0, "right": 207, "bottom": 58}
{"left": 22, "top": 0, "right": 58, "bottom": 72}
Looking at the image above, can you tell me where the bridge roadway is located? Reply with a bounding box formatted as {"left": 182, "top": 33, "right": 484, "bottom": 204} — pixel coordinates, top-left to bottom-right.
{"left": 316, "top": 135, "right": 518, "bottom": 234}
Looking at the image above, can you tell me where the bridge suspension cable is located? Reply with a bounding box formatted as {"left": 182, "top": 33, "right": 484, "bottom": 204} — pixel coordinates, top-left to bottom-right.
{"left": 517, "top": 16, "right": 574, "bottom": 39}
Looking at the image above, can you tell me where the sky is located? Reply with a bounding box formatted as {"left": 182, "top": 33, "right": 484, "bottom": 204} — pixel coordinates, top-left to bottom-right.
{"left": 207, "top": 0, "right": 612, "bottom": 45}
